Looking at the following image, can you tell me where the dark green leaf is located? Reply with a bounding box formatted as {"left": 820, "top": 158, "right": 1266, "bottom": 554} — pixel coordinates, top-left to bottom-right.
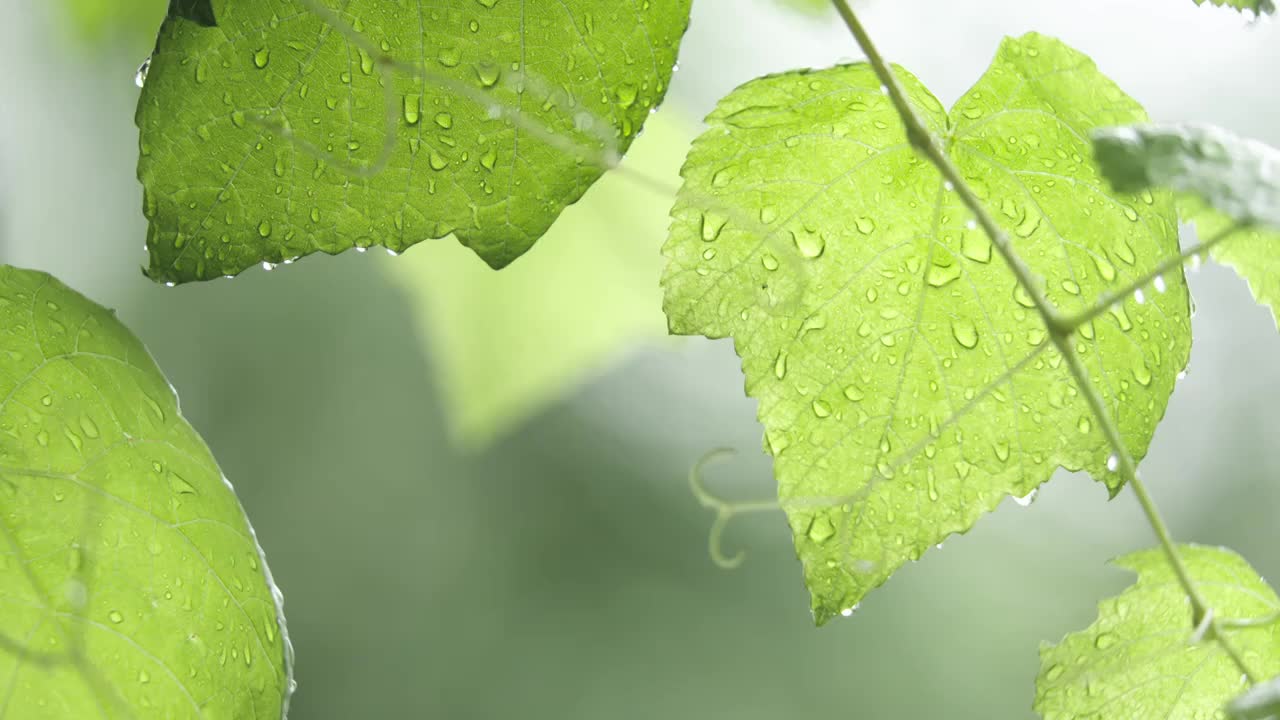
{"left": 136, "top": 0, "right": 691, "bottom": 283}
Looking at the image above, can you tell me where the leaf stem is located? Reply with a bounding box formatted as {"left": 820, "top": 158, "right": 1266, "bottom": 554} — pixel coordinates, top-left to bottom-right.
{"left": 829, "top": 0, "right": 1262, "bottom": 685}
{"left": 827, "top": 0, "right": 1065, "bottom": 333}
{"left": 1055, "top": 223, "right": 1243, "bottom": 333}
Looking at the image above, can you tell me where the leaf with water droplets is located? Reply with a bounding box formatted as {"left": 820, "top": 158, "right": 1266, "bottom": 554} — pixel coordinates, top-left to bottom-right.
{"left": 136, "top": 0, "right": 691, "bottom": 283}
{"left": 385, "top": 111, "right": 688, "bottom": 447}
{"left": 661, "top": 33, "right": 1191, "bottom": 623}
{"left": 1036, "top": 545, "right": 1280, "bottom": 720}
{"left": 0, "top": 266, "right": 293, "bottom": 716}
{"left": 1093, "top": 123, "right": 1280, "bottom": 328}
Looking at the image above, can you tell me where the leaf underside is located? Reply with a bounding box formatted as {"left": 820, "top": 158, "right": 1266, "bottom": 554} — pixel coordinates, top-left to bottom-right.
{"left": 1093, "top": 123, "right": 1280, "bottom": 328}
{"left": 0, "top": 266, "right": 291, "bottom": 718}
{"left": 661, "top": 33, "right": 1192, "bottom": 623}
{"left": 1036, "top": 545, "right": 1280, "bottom": 720}
{"left": 136, "top": 0, "right": 691, "bottom": 283}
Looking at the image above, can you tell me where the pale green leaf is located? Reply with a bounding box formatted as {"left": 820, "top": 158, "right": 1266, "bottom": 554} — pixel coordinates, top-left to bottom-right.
{"left": 384, "top": 111, "right": 691, "bottom": 448}
{"left": 136, "top": 0, "right": 691, "bottom": 283}
{"left": 661, "top": 33, "right": 1191, "bottom": 623}
{"left": 0, "top": 266, "right": 292, "bottom": 718}
{"left": 1192, "top": 0, "right": 1275, "bottom": 15}
{"left": 1036, "top": 545, "right": 1280, "bottom": 720}
{"left": 1093, "top": 123, "right": 1280, "bottom": 327}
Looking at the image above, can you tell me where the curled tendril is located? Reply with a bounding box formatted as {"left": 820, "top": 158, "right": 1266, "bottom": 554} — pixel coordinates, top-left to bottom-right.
{"left": 688, "top": 448, "right": 780, "bottom": 569}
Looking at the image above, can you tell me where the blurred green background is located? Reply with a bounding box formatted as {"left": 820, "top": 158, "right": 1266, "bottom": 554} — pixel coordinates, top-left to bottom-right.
{"left": 2, "top": 0, "right": 1279, "bottom": 717}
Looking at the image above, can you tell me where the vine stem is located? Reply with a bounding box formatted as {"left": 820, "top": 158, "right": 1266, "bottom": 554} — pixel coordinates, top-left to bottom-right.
{"left": 1055, "top": 223, "right": 1243, "bottom": 333}
{"left": 828, "top": 0, "right": 1261, "bottom": 683}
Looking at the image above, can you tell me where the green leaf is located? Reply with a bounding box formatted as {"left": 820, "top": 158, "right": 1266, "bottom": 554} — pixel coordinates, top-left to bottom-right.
{"left": 385, "top": 111, "right": 690, "bottom": 448}
{"left": 0, "top": 266, "right": 292, "bottom": 717}
{"left": 1093, "top": 123, "right": 1280, "bottom": 327}
{"left": 661, "top": 33, "right": 1191, "bottom": 623}
{"left": 1036, "top": 545, "right": 1280, "bottom": 720}
{"left": 136, "top": 0, "right": 691, "bottom": 284}
{"left": 55, "top": 0, "right": 166, "bottom": 46}
{"left": 1192, "top": 0, "right": 1275, "bottom": 15}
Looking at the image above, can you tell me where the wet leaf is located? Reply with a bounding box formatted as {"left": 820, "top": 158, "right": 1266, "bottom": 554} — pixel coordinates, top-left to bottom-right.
{"left": 136, "top": 0, "right": 691, "bottom": 283}
{"left": 1093, "top": 123, "right": 1280, "bottom": 328}
{"left": 0, "top": 266, "right": 292, "bottom": 717}
{"left": 661, "top": 33, "right": 1191, "bottom": 622}
{"left": 1037, "top": 545, "right": 1280, "bottom": 720}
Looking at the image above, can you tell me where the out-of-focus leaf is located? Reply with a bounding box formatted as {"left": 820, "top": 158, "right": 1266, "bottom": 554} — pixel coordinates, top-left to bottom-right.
{"left": 1037, "top": 545, "right": 1280, "bottom": 720}
{"left": 1192, "top": 0, "right": 1275, "bottom": 15}
{"left": 386, "top": 112, "right": 691, "bottom": 448}
{"left": 1093, "top": 123, "right": 1280, "bottom": 327}
{"left": 135, "top": 0, "right": 692, "bottom": 283}
{"left": 0, "top": 265, "right": 293, "bottom": 718}
{"left": 662, "top": 33, "right": 1190, "bottom": 623}
{"left": 55, "top": 0, "right": 166, "bottom": 48}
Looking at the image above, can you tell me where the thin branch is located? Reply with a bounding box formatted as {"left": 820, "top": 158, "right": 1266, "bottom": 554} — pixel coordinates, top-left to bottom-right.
{"left": 1056, "top": 223, "right": 1245, "bottom": 332}
{"left": 828, "top": 0, "right": 1065, "bottom": 333}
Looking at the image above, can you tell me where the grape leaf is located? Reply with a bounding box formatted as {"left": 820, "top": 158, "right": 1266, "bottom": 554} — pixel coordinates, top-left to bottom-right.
{"left": 384, "top": 111, "right": 688, "bottom": 448}
{"left": 1093, "top": 124, "right": 1280, "bottom": 328}
{"left": 661, "top": 33, "right": 1191, "bottom": 623}
{"left": 1192, "top": 0, "right": 1275, "bottom": 14}
{"left": 1036, "top": 545, "right": 1280, "bottom": 720}
{"left": 135, "top": 0, "right": 691, "bottom": 284}
{"left": 0, "top": 266, "right": 293, "bottom": 717}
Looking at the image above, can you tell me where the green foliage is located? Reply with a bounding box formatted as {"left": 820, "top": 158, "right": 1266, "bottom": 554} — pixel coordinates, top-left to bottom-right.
{"left": 1036, "top": 545, "right": 1280, "bottom": 720}
{"left": 135, "top": 0, "right": 691, "bottom": 283}
{"left": 1093, "top": 124, "right": 1280, "bottom": 327}
{"left": 0, "top": 266, "right": 292, "bottom": 717}
{"left": 1192, "top": 0, "right": 1276, "bottom": 14}
{"left": 662, "top": 33, "right": 1192, "bottom": 623}
{"left": 55, "top": 0, "right": 165, "bottom": 47}
{"left": 386, "top": 112, "right": 690, "bottom": 447}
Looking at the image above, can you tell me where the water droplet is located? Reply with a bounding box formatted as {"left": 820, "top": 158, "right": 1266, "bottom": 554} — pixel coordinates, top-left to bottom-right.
{"left": 1133, "top": 288, "right": 1146, "bottom": 305}
{"left": 253, "top": 48, "right": 271, "bottom": 69}
{"left": 1094, "top": 632, "right": 1117, "bottom": 649}
{"left": 1153, "top": 275, "right": 1167, "bottom": 293}
{"left": 790, "top": 227, "right": 825, "bottom": 258}
{"left": 1106, "top": 454, "right": 1118, "bottom": 472}
{"left": 806, "top": 515, "right": 836, "bottom": 544}
{"left": 773, "top": 350, "right": 788, "bottom": 379}
{"left": 840, "top": 604, "right": 860, "bottom": 617}
{"left": 135, "top": 57, "right": 151, "bottom": 88}
{"left": 951, "top": 319, "right": 979, "bottom": 349}
{"left": 700, "top": 213, "right": 727, "bottom": 242}
{"left": 402, "top": 95, "right": 421, "bottom": 125}
{"left": 1012, "top": 489, "right": 1037, "bottom": 507}
{"left": 854, "top": 217, "right": 876, "bottom": 234}
{"left": 812, "top": 399, "right": 832, "bottom": 418}
{"left": 109, "top": 610, "right": 124, "bottom": 624}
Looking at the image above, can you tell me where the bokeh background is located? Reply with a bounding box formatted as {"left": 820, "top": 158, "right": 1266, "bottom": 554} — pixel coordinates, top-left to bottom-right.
{"left": 2, "top": 0, "right": 1279, "bottom": 717}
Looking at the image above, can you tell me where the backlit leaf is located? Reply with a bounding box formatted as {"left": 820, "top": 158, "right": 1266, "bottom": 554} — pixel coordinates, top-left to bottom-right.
{"left": 661, "top": 33, "right": 1191, "bottom": 623}
{"left": 0, "top": 265, "right": 293, "bottom": 718}
{"left": 1093, "top": 123, "right": 1280, "bottom": 327}
{"left": 1037, "top": 545, "right": 1280, "bottom": 720}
